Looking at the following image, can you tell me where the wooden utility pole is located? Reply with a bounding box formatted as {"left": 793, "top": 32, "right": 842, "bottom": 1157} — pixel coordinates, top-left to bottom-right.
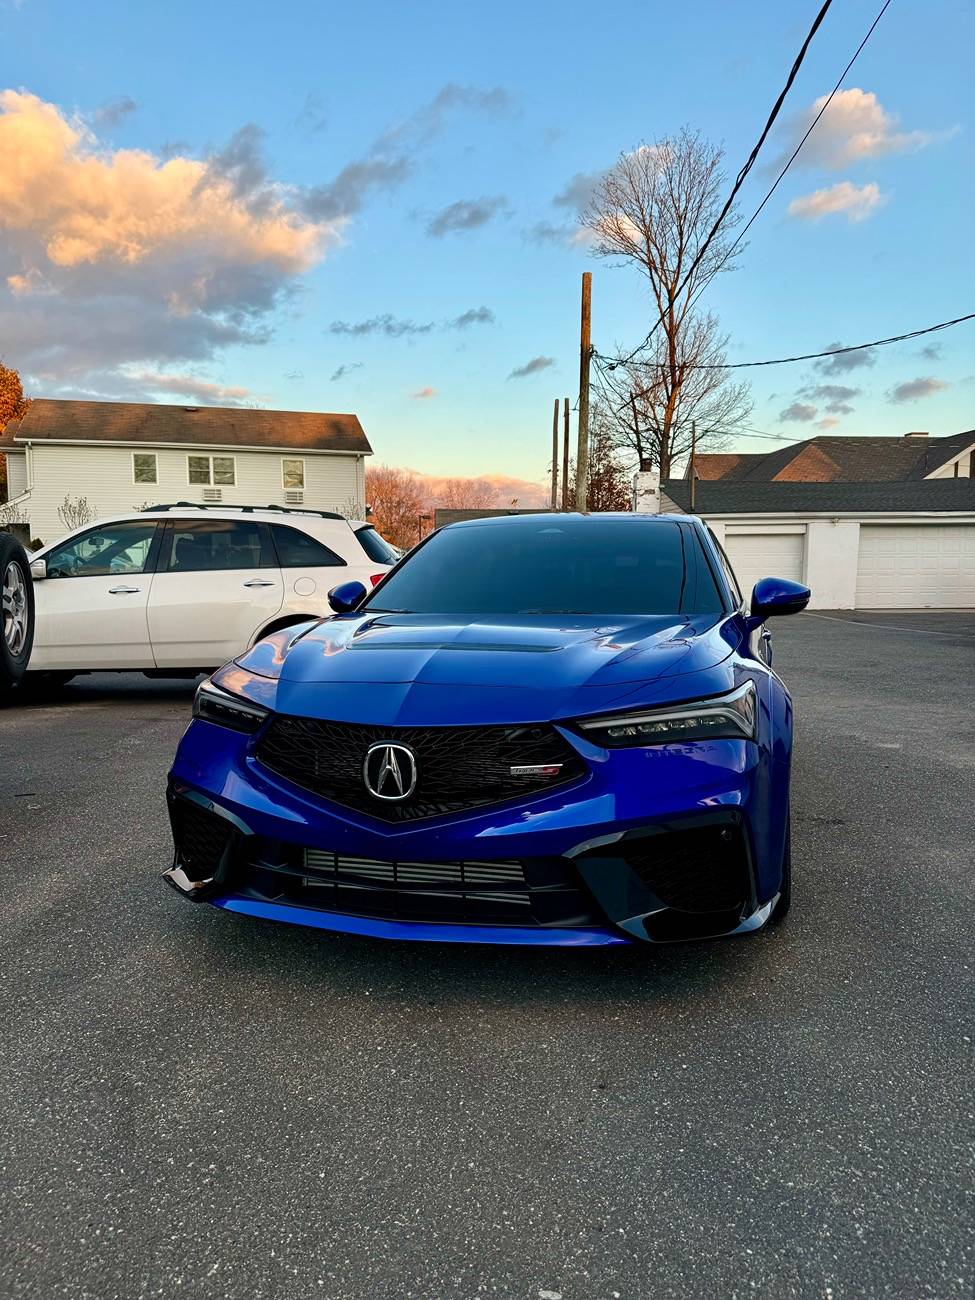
{"left": 574, "top": 271, "right": 592, "bottom": 511}
{"left": 561, "top": 397, "right": 570, "bottom": 510}
{"left": 689, "top": 421, "right": 697, "bottom": 512}
{"left": 550, "top": 398, "right": 560, "bottom": 509}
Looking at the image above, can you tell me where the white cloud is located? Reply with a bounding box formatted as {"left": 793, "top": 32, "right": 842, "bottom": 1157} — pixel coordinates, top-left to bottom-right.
{"left": 0, "top": 89, "right": 339, "bottom": 394}
{"left": 788, "top": 181, "right": 883, "bottom": 223}
{"left": 125, "top": 371, "right": 255, "bottom": 404}
{"left": 780, "top": 402, "right": 818, "bottom": 423}
{"left": 888, "top": 376, "right": 948, "bottom": 404}
{"left": 411, "top": 386, "right": 437, "bottom": 400}
{"left": 780, "top": 88, "right": 949, "bottom": 170}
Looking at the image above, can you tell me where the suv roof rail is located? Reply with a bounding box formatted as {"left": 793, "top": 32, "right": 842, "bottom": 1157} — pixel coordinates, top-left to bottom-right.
{"left": 141, "top": 501, "right": 347, "bottom": 521}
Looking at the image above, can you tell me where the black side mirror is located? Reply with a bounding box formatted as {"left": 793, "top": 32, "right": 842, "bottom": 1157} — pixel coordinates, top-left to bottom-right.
{"left": 327, "top": 580, "right": 368, "bottom": 614}
{"left": 750, "top": 576, "right": 811, "bottom": 621}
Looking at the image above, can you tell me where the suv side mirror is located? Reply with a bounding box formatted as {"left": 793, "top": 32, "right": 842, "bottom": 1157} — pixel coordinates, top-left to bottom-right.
{"left": 328, "top": 580, "right": 368, "bottom": 614}
{"left": 750, "top": 576, "right": 810, "bottom": 620}
{"left": 29, "top": 558, "right": 47, "bottom": 581}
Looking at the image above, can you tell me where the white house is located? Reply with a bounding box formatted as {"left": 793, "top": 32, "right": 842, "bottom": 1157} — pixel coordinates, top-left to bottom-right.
{"left": 1, "top": 399, "right": 373, "bottom": 544}
{"left": 662, "top": 429, "right": 975, "bottom": 609}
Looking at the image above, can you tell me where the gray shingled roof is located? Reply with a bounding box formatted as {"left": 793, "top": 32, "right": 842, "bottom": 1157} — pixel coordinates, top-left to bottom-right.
{"left": 1, "top": 398, "right": 371, "bottom": 454}
{"left": 695, "top": 431, "right": 975, "bottom": 483}
{"left": 662, "top": 479, "right": 975, "bottom": 514}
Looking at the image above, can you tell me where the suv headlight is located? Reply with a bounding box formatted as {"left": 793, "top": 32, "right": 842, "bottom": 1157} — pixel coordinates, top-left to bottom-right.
{"left": 575, "top": 681, "right": 756, "bottom": 747}
{"left": 193, "top": 679, "right": 270, "bottom": 734}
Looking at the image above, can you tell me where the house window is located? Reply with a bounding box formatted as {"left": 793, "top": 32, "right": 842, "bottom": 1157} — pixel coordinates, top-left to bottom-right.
{"left": 133, "top": 452, "right": 158, "bottom": 485}
{"left": 282, "top": 457, "right": 305, "bottom": 490}
{"left": 187, "top": 454, "right": 236, "bottom": 486}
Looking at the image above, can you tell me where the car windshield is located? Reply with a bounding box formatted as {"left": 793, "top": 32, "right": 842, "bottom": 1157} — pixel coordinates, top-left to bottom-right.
{"left": 365, "top": 518, "right": 724, "bottom": 617}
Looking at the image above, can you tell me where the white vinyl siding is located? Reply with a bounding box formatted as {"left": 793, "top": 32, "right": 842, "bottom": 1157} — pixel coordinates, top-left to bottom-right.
{"left": 722, "top": 529, "right": 805, "bottom": 598}
{"left": 855, "top": 524, "right": 975, "bottom": 608}
{"left": 12, "top": 443, "right": 365, "bottom": 545}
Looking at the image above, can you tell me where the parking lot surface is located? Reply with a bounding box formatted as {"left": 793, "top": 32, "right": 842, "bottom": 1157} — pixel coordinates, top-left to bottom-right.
{"left": 1, "top": 613, "right": 972, "bottom": 1299}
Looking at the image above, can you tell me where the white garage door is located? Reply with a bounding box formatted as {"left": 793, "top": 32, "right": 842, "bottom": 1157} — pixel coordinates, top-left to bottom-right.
{"left": 856, "top": 524, "right": 975, "bottom": 609}
{"left": 723, "top": 531, "right": 805, "bottom": 599}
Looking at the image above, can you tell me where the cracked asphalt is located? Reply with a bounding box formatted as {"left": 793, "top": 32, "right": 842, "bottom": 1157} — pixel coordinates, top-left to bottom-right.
{"left": 1, "top": 612, "right": 972, "bottom": 1299}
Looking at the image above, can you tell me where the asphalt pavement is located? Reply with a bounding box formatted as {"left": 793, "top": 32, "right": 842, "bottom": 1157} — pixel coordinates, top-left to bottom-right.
{"left": 1, "top": 612, "right": 972, "bottom": 1299}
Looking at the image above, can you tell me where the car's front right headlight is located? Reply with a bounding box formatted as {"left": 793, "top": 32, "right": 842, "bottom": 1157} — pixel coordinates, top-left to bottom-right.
{"left": 574, "top": 681, "right": 757, "bottom": 748}
{"left": 192, "top": 679, "right": 270, "bottom": 734}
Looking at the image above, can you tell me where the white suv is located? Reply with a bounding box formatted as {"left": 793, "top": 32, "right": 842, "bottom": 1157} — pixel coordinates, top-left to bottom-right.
{"left": 26, "top": 503, "right": 396, "bottom": 681}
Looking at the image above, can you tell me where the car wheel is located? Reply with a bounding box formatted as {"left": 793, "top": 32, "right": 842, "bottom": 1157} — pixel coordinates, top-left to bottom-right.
{"left": 768, "top": 813, "right": 791, "bottom": 925}
{"left": 0, "top": 534, "right": 35, "bottom": 699}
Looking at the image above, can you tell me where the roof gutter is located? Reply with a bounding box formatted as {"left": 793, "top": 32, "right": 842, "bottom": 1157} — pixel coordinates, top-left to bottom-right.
{"left": 5, "top": 437, "right": 371, "bottom": 457}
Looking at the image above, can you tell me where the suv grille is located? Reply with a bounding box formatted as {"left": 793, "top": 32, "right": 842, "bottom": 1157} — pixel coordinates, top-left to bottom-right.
{"left": 255, "top": 717, "right": 586, "bottom": 822}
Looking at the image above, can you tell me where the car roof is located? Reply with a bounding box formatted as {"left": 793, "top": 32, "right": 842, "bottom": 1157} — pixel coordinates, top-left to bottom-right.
{"left": 443, "top": 511, "right": 697, "bottom": 529}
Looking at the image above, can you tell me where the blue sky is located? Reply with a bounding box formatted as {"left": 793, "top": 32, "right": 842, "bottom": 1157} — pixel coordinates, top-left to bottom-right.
{"left": 2, "top": 0, "right": 972, "bottom": 485}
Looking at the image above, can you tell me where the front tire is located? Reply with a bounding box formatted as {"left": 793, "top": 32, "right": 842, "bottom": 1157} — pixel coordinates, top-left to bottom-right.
{"left": 768, "top": 814, "right": 791, "bottom": 925}
{"left": 0, "top": 534, "right": 35, "bottom": 699}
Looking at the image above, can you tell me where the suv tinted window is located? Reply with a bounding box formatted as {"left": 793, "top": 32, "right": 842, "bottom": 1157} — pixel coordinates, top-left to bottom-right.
{"left": 45, "top": 521, "right": 158, "bottom": 579}
{"left": 271, "top": 525, "right": 345, "bottom": 568}
{"left": 355, "top": 526, "right": 398, "bottom": 565}
{"left": 367, "top": 518, "right": 723, "bottom": 616}
{"left": 707, "top": 528, "right": 743, "bottom": 605}
{"left": 162, "top": 520, "right": 272, "bottom": 573}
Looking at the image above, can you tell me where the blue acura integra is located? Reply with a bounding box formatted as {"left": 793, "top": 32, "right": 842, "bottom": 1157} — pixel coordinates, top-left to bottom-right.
{"left": 165, "top": 513, "right": 810, "bottom": 946}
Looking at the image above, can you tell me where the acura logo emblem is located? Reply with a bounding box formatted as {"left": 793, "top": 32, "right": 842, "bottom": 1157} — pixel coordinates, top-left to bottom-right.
{"left": 362, "top": 742, "right": 418, "bottom": 802}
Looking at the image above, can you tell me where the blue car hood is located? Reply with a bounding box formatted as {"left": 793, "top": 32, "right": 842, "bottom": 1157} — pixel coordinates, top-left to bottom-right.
{"left": 234, "top": 612, "right": 741, "bottom": 726}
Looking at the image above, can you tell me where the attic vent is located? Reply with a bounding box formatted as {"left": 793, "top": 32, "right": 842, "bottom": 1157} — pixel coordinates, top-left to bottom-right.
{"left": 202, "top": 487, "right": 222, "bottom": 502}
{"left": 284, "top": 489, "right": 304, "bottom": 505}
{"left": 183, "top": 406, "right": 199, "bottom": 413}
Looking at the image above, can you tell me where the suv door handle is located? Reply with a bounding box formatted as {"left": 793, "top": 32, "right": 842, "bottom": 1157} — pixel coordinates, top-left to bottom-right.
{"left": 243, "top": 578, "right": 277, "bottom": 587}
{"left": 108, "top": 585, "right": 141, "bottom": 594}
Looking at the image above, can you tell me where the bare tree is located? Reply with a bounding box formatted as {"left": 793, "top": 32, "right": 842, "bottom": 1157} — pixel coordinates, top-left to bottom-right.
{"left": 364, "top": 465, "right": 425, "bottom": 549}
{"left": 581, "top": 130, "right": 751, "bottom": 477}
{"left": 436, "top": 477, "right": 498, "bottom": 510}
{"left": 57, "top": 496, "right": 96, "bottom": 532}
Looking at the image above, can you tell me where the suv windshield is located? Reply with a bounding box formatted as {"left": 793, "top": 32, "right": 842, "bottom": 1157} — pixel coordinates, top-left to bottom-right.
{"left": 366, "top": 518, "right": 723, "bottom": 616}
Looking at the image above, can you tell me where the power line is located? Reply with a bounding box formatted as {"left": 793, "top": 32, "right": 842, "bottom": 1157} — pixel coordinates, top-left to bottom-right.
{"left": 607, "top": 0, "right": 836, "bottom": 371}
{"left": 622, "top": 312, "right": 975, "bottom": 372}
{"left": 711, "top": 0, "right": 893, "bottom": 290}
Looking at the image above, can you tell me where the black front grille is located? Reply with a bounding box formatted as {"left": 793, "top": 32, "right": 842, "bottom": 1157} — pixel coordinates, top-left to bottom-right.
{"left": 616, "top": 825, "right": 751, "bottom": 913}
{"left": 169, "top": 798, "right": 237, "bottom": 879}
{"left": 255, "top": 716, "right": 586, "bottom": 822}
{"left": 239, "top": 846, "right": 600, "bottom": 928}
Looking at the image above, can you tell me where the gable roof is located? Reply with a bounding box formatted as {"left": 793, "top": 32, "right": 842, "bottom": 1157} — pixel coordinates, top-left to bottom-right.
{"left": 0, "top": 398, "right": 372, "bottom": 454}
{"left": 662, "top": 478, "right": 975, "bottom": 515}
{"left": 692, "top": 431, "right": 975, "bottom": 483}
{"left": 685, "top": 452, "right": 767, "bottom": 481}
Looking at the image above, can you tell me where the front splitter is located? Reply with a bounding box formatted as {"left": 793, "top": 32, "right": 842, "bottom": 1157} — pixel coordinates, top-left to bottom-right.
{"left": 209, "top": 895, "right": 629, "bottom": 946}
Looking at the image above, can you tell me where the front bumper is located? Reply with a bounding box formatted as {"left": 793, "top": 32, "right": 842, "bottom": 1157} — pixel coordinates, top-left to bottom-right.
{"left": 164, "top": 712, "right": 789, "bottom": 946}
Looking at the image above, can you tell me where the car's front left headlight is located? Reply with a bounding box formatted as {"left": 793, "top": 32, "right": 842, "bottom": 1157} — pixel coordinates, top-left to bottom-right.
{"left": 193, "top": 679, "right": 270, "bottom": 734}
{"left": 574, "top": 681, "right": 757, "bottom": 748}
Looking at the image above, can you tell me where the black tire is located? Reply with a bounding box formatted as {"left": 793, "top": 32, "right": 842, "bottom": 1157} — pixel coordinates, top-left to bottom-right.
{"left": 769, "top": 814, "right": 792, "bottom": 925}
{"left": 0, "top": 534, "right": 35, "bottom": 698}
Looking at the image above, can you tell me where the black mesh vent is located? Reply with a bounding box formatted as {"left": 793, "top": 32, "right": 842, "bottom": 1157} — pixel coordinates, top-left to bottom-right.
{"left": 239, "top": 847, "right": 601, "bottom": 928}
{"left": 255, "top": 717, "right": 586, "bottom": 821}
{"left": 169, "top": 798, "right": 237, "bottom": 878}
{"left": 617, "top": 825, "right": 750, "bottom": 913}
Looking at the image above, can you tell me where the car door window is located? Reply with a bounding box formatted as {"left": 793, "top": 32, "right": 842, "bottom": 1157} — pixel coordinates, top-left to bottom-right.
{"left": 45, "top": 521, "right": 158, "bottom": 579}
{"left": 161, "top": 520, "right": 273, "bottom": 572}
{"left": 707, "top": 528, "right": 743, "bottom": 607}
{"left": 270, "top": 524, "right": 346, "bottom": 568}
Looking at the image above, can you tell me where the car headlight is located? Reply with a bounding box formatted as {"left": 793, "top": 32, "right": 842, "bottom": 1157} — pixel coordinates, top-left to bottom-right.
{"left": 193, "top": 679, "right": 270, "bottom": 734}
{"left": 575, "top": 681, "right": 757, "bottom": 747}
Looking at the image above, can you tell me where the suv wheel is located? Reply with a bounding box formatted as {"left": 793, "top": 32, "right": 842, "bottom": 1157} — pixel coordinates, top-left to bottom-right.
{"left": 0, "top": 534, "right": 35, "bottom": 698}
